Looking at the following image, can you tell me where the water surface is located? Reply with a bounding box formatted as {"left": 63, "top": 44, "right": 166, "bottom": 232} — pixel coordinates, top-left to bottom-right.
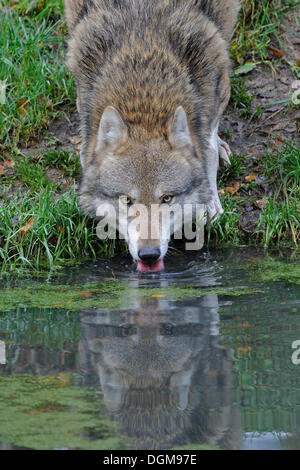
{"left": 0, "top": 248, "right": 299, "bottom": 450}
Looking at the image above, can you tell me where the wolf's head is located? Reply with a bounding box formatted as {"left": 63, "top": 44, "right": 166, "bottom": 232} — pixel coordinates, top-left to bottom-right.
{"left": 80, "top": 106, "right": 210, "bottom": 272}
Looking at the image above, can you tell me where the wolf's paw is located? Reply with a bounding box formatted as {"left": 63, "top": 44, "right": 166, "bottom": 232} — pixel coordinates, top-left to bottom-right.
{"left": 218, "top": 136, "right": 231, "bottom": 167}
{"left": 205, "top": 194, "right": 224, "bottom": 224}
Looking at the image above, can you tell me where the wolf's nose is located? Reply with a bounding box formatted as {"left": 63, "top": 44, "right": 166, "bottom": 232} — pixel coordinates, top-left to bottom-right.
{"left": 138, "top": 247, "right": 161, "bottom": 265}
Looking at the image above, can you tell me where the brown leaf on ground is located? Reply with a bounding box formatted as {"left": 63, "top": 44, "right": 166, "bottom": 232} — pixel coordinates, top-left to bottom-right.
{"left": 20, "top": 217, "right": 34, "bottom": 235}
{"left": 0, "top": 159, "right": 14, "bottom": 176}
{"left": 225, "top": 183, "right": 240, "bottom": 195}
{"left": 17, "top": 99, "right": 29, "bottom": 115}
{"left": 245, "top": 174, "right": 257, "bottom": 182}
{"left": 267, "top": 46, "right": 284, "bottom": 58}
{"left": 3, "top": 159, "right": 14, "bottom": 168}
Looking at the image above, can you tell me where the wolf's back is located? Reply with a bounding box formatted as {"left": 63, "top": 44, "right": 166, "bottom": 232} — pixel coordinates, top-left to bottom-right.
{"left": 64, "top": 0, "right": 239, "bottom": 162}
{"left": 64, "top": 1, "right": 240, "bottom": 39}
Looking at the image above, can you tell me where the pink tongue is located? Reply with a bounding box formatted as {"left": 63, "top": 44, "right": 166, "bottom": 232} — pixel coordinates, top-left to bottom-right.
{"left": 137, "top": 259, "right": 164, "bottom": 273}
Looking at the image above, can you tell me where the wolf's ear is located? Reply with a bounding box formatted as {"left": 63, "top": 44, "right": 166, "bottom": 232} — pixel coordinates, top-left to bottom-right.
{"left": 167, "top": 106, "right": 193, "bottom": 149}
{"left": 96, "top": 106, "right": 128, "bottom": 151}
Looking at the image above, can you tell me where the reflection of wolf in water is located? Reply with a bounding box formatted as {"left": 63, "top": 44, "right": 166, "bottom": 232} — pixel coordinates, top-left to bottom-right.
{"left": 78, "top": 294, "right": 241, "bottom": 449}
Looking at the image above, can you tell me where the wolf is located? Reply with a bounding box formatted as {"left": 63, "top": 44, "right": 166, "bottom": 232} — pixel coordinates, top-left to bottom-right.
{"left": 64, "top": 0, "right": 240, "bottom": 272}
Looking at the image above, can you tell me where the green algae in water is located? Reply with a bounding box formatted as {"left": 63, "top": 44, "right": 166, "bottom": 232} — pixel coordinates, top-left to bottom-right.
{"left": 0, "top": 279, "right": 264, "bottom": 313}
{"left": 0, "top": 375, "right": 128, "bottom": 450}
{"left": 0, "top": 280, "right": 126, "bottom": 312}
{"left": 248, "top": 259, "right": 300, "bottom": 285}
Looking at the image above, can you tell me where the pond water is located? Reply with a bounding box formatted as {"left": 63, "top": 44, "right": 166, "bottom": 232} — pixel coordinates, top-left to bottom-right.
{"left": 0, "top": 248, "right": 299, "bottom": 450}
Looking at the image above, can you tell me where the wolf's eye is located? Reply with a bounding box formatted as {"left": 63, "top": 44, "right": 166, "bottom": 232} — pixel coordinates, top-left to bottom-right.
{"left": 161, "top": 194, "right": 173, "bottom": 204}
{"left": 120, "top": 195, "right": 133, "bottom": 205}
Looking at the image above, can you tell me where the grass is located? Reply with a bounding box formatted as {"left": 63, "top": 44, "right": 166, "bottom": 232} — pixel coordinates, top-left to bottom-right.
{"left": 233, "top": 0, "right": 300, "bottom": 62}
{"left": 0, "top": 0, "right": 299, "bottom": 274}
{"left": 206, "top": 194, "right": 244, "bottom": 246}
{"left": 258, "top": 142, "right": 300, "bottom": 246}
{"left": 0, "top": 0, "right": 74, "bottom": 151}
{"left": 230, "top": 0, "right": 300, "bottom": 117}
{"left": 209, "top": 141, "right": 300, "bottom": 248}
{"left": 0, "top": 184, "right": 119, "bottom": 273}
{"left": 265, "top": 141, "right": 300, "bottom": 188}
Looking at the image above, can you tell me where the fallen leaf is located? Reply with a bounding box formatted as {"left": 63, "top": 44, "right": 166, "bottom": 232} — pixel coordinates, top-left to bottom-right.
{"left": 17, "top": 98, "right": 29, "bottom": 115}
{"left": 245, "top": 174, "right": 257, "bottom": 182}
{"left": 267, "top": 46, "right": 284, "bottom": 58}
{"left": 20, "top": 217, "right": 34, "bottom": 235}
{"left": 225, "top": 183, "right": 240, "bottom": 195}
{"left": 3, "top": 159, "right": 14, "bottom": 168}
{"left": 218, "top": 189, "right": 225, "bottom": 196}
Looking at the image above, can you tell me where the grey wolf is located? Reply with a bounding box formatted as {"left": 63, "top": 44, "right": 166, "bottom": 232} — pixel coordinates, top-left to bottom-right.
{"left": 64, "top": 0, "right": 240, "bottom": 272}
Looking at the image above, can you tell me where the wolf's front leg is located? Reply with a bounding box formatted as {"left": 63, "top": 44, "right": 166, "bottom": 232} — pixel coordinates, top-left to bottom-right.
{"left": 205, "top": 150, "right": 223, "bottom": 222}
{"left": 205, "top": 125, "right": 231, "bottom": 222}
